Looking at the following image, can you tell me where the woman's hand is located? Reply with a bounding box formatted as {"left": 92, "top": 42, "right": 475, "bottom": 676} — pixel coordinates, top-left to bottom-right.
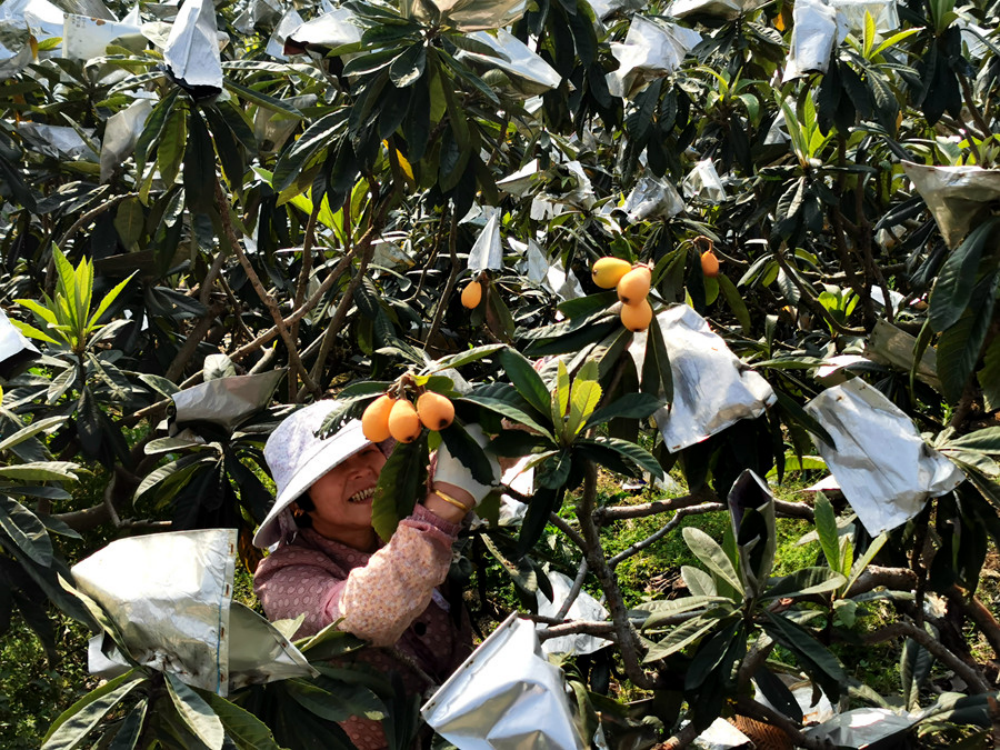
{"left": 423, "top": 425, "right": 499, "bottom": 523}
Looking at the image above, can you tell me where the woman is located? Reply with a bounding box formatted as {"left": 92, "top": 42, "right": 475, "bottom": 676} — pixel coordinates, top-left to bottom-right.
{"left": 252, "top": 400, "right": 497, "bottom": 750}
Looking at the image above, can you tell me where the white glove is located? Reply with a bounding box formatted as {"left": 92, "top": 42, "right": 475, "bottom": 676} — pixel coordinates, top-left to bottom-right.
{"left": 434, "top": 424, "right": 500, "bottom": 507}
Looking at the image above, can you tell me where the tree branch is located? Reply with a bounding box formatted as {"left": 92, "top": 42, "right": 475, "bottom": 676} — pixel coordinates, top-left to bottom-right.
{"left": 553, "top": 558, "right": 589, "bottom": 621}
{"left": 425, "top": 211, "right": 460, "bottom": 347}
{"left": 214, "top": 179, "right": 320, "bottom": 397}
{"left": 609, "top": 503, "right": 725, "bottom": 568}
{"left": 864, "top": 621, "right": 992, "bottom": 692}
{"left": 578, "top": 460, "right": 658, "bottom": 690}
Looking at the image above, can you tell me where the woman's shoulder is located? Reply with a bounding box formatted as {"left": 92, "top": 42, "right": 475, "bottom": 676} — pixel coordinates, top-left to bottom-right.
{"left": 254, "top": 529, "right": 371, "bottom": 581}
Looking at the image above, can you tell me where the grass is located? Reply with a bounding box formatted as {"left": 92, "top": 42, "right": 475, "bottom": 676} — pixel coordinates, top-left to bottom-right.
{"left": 0, "top": 617, "right": 93, "bottom": 750}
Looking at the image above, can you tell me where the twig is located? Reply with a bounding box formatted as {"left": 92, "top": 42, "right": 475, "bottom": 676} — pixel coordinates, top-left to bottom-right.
{"left": 554, "top": 559, "right": 589, "bottom": 620}
{"left": 597, "top": 488, "right": 717, "bottom": 522}
{"left": 864, "top": 621, "right": 992, "bottom": 692}
{"left": 844, "top": 565, "right": 918, "bottom": 598}
{"left": 947, "top": 586, "right": 1000, "bottom": 659}
{"left": 772, "top": 242, "right": 866, "bottom": 337}
{"left": 548, "top": 512, "right": 586, "bottom": 551}
{"left": 198, "top": 250, "right": 228, "bottom": 307}
{"left": 214, "top": 179, "right": 320, "bottom": 397}
{"left": 609, "top": 503, "right": 725, "bottom": 568}
{"left": 425, "top": 211, "right": 460, "bottom": 346}
{"left": 289, "top": 200, "right": 323, "bottom": 401}
{"left": 164, "top": 301, "right": 226, "bottom": 383}
{"left": 56, "top": 190, "right": 142, "bottom": 249}
{"left": 406, "top": 208, "right": 449, "bottom": 304}
{"left": 536, "top": 620, "right": 618, "bottom": 641}
{"left": 303, "top": 230, "right": 378, "bottom": 394}
{"left": 384, "top": 646, "right": 436, "bottom": 688}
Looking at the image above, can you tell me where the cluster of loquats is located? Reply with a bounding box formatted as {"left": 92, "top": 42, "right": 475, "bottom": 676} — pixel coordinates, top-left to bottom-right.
{"left": 362, "top": 389, "right": 456, "bottom": 444}
{"left": 591, "top": 257, "right": 653, "bottom": 332}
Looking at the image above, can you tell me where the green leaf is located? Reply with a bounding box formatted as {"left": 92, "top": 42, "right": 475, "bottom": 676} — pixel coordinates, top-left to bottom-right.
{"left": 16, "top": 297, "right": 58, "bottom": 327}
{"left": 113, "top": 198, "right": 145, "bottom": 252}
{"left": 763, "top": 611, "right": 845, "bottom": 700}
{"left": 134, "top": 454, "right": 206, "bottom": 500}
{"left": 460, "top": 394, "right": 553, "bottom": 439}
{"left": 432, "top": 344, "right": 505, "bottom": 371}
{"left": 762, "top": 567, "right": 847, "bottom": 600}
{"left": 43, "top": 670, "right": 143, "bottom": 749}
{"left": 0, "top": 416, "right": 66, "bottom": 452}
{"left": 108, "top": 700, "right": 147, "bottom": 750}
{"left": 682, "top": 565, "right": 717, "bottom": 597}
{"left": 438, "top": 421, "right": 495, "bottom": 485}
{"left": 567, "top": 360, "right": 602, "bottom": 437}
{"left": 389, "top": 43, "right": 426, "bottom": 87}
{"left": 640, "top": 313, "right": 672, "bottom": 403}
{"left": 685, "top": 619, "right": 741, "bottom": 690}
{"left": 682, "top": 527, "right": 744, "bottom": 596}
{"left": 87, "top": 273, "right": 135, "bottom": 331}
{"left": 285, "top": 679, "right": 361, "bottom": 722}
{"left": 165, "top": 673, "right": 224, "bottom": 750}
{"left": 551, "top": 359, "right": 570, "bottom": 431}
{"left": 225, "top": 81, "right": 305, "bottom": 119}
{"left": 498, "top": 348, "right": 551, "bottom": 415}
{"left": 157, "top": 102, "right": 187, "bottom": 187}
{"left": 643, "top": 614, "right": 719, "bottom": 663}
{"left": 776, "top": 389, "right": 835, "bottom": 448}
{"left": 578, "top": 437, "right": 661, "bottom": 478}
{"left": 937, "top": 272, "right": 998, "bottom": 403}
{"left": 632, "top": 595, "right": 731, "bottom": 628}
{"left": 557, "top": 291, "right": 619, "bottom": 320}
{"left": 0, "top": 494, "right": 52, "bottom": 566}
{"left": 718, "top": 274, "right": 752, "bottom": 333}
{"left": 12, "top": 317, "right": 61, "bottom": 345}
{"left": 584, "top": 392, "right": 663, "bottom": 429}
{"left": 197, "top": 691, "right": 282, "bottom": 750}
{"left": 518, "top": 486, "right": 561, "bottom": 554}
{"left": 754, "top": 666, "right": 803, "bottom": 723}
{"left": 0, "top": 461, "right": 79, "bottom": 481}
{"left": 945, "top": 427, "right": 1000, "bottom": 453}
{"left": 184, "top": 111, "right": 216, "bottom": 211}
{"left": 929, "top": 217, "right": 998, "bottom": 332}
{"left": 814, "top": 493, "right": 841, "bottom": 573}
{"left": 871, "top": 27, "right": 921, "bottom": 57}
{"left": 844, "top": 533, "right": 887, "bottom": 593}
{"left": 296, "top": 622, "right": 367, "bottom": 661}
{"left": 371, "top": 434, "right": 428, "bottom": 542}
{"left": 979, "top": 339, "right": 1000, "bottom": 412}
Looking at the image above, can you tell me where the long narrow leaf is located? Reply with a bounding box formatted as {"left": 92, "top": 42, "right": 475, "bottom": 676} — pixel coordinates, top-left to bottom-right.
{"left": 165, "top": 673, "right": 224, "bottom": 750}
{"left": 43, "top": 671, "right": 143, "bottom": 749}
{"left": 682, "top": 527, "right": 744, "bottom": 596}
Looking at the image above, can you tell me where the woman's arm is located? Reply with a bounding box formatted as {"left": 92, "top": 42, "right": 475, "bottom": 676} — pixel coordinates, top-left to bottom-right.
{"left": 336, "top": 502, "right": 461, "bottom": 645}
{"left": 255, "top": 500, "right": 464, "bottom": 644}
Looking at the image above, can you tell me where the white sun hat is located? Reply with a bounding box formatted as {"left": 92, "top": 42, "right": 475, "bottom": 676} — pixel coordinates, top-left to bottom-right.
{"left": 252, "top": 401, "right": 373, "bottom": 549}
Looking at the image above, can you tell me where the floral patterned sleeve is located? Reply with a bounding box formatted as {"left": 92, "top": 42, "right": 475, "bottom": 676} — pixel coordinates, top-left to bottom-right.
{"left": 255, "top": 505, "right": 460, "bottom": 646}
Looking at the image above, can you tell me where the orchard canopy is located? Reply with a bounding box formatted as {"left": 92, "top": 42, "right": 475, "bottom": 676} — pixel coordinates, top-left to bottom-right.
{"left": 2, "top": 0, "right": 1000, "bottom": 747}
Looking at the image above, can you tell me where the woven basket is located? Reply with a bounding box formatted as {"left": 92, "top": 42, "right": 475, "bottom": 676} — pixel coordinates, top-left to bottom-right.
{"left": 728, "top": 714, "right": 794, "bottom": 750}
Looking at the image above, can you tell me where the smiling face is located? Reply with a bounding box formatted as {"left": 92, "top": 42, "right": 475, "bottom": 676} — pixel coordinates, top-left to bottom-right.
{"left": 302, "top": 444, "right": 386, "bottom": 550}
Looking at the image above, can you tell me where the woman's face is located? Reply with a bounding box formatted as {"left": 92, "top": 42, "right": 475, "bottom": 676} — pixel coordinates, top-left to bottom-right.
{"left": 305, "top": 445, "right": 387, "bottom": 545}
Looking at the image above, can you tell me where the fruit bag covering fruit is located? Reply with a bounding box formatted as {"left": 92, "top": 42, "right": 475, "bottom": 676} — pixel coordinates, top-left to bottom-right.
{"left": 72, "top": 529, "right": 314, "bottom": 696}
{"left": 628, "top": 305, "right": 776, "bottom": 453}
{"left": 804, "top": 379, "right": 964, "bottom": 536}
{"left": 421, "top": 612, "right": 590, "bottom": 750}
